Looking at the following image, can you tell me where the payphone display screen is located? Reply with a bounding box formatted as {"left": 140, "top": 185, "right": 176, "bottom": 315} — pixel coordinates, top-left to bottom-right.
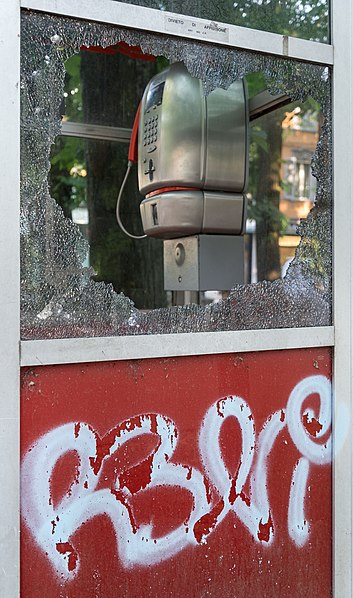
{"left": 146, "top": 81, "right": 165, "bottom": 111}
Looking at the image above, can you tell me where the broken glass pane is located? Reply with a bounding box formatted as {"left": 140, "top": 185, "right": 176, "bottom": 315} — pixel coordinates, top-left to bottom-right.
{"left": 248, "top": 98, "right": 320, "bottom": 282}
{"left": 112, "top": 1, "right": 330, "bottom": 43}
{"left": 21, "top": 11, "right": 331, "bottom": 339}
{"left": 57, "top": 58, "right": 317, "bottom": 291}
{"left": 50, "top": 136, "right": 167, "bottom": 310}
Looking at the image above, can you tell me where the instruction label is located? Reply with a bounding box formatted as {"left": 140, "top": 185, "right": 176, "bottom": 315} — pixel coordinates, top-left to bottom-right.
{"left": 164, "top": 15, "right": 229, "bottom": 43}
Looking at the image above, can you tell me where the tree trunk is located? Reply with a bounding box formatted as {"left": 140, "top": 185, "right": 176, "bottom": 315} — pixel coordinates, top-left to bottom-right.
{"left": 81, "top": 49, "right": 167, "bottom": 309}
{"left": 255, "top": 109, "right": 283, "bottom": 281}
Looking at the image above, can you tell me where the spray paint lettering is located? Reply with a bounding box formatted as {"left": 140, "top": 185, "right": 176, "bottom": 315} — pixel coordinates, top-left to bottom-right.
{"left": 21, "top": 374, "right": 340, "bottom": 580}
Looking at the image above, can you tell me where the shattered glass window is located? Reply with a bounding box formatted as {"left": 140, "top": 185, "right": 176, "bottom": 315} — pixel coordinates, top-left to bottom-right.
{"left": 21, "top": 11, "right": 332, "bottom": 339}
{"left": 50, "top": 135, "right": 167, "bottom": 310}
{"left": 113, "top": 1, "right": 330, "bottom": 43}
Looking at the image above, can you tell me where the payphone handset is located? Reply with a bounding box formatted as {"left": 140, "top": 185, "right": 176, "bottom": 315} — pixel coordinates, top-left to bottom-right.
{"left": 117, "top": 62, "right": 249, "bottom": 239}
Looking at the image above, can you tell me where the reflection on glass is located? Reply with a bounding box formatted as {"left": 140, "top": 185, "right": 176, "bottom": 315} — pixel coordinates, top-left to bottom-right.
{"left": 248, "top": 99, "right": 319, "bottom": 282}
{"left": 63, "top": 48, "right": 166, "bottom": 127}
{"left": 112, "top": 0, "right": 330, "bottom": 43}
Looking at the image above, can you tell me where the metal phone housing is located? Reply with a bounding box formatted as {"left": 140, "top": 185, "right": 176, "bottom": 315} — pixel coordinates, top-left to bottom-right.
{"left": 138, "top": 62, "right": 249, "bottom": 239}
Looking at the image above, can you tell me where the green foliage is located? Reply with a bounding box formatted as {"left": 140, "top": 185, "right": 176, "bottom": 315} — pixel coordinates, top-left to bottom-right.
{"left": 248, "top": 125, "right": 268, "bottom": 195}
{"left": 228, "top": 0, "right": 329, "bottom": 42}
{"left": 63, "top": 54, "right": 83, "bottom": 121}
{"left": 50, "top": 137, "right": 86, "bottom": 218}
{"left": 248, "top": 197, "right": 289, "bottom": 235}
{"left": 50, "top": 54, "right": 86, "bottom": 218}
{"left": 246, "top": 72, "right": 267, "bottom": 97}
{"left": 159, "top": 1, "right": 328, "bottom": 42}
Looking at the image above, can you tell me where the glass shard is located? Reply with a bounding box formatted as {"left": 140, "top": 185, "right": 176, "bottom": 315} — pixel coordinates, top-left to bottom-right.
{"left": 21, "top": 11, "right": 332, "bottom": 339}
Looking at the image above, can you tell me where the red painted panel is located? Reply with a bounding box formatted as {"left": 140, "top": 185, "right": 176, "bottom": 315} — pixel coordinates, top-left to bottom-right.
{"left": 21, "top": 348, "right": 332, "bottom": 597}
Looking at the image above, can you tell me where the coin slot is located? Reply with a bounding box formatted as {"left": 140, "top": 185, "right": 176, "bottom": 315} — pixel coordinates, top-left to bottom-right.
{"left": 151, "top": 203, "right": 159, "bottom": 226}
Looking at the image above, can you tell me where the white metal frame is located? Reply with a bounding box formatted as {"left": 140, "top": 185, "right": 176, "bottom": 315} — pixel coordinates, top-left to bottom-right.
{"left": 21, "top": 0, "right": 333, "bottom": 65}
{"left": 1, "top": 0, "right": 350, "bottom": 596}
{"left": 332, "top": 0, "right": 353, "bottom": 595}
{"left": 21, "top": 327, "right": 334, "bottom": 366}
{"left": 0, "top": 2, "right": 20, "bottom": 597}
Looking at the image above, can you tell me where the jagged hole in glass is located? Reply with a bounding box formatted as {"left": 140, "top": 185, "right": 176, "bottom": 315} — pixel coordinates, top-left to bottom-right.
{"left": 21, "top": 12, "right": 332, "bottom": 339}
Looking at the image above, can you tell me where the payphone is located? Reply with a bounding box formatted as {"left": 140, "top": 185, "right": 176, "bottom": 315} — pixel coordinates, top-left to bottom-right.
{"left": 116, "top": 62, "right": 249, "bottom": 290}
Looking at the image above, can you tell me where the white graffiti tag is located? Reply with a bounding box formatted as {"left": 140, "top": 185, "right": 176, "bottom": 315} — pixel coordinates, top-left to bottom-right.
{"left": 21, "top": 374, "right": 342, "bottom": 579}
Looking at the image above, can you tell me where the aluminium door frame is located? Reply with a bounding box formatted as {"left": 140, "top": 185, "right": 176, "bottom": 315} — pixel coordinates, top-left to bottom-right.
{"left": 0, "top": 1, "right": 20, "bottom": 597}
{"left": 1, "top": 0, "right": 351, "bottom": 595}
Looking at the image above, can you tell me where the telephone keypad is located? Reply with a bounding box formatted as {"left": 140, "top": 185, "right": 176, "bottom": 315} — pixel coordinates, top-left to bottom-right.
{"left": 142, "top": 111, "right": 159, "bottom": 180}
{"left": 143, "top": 113, "right": 159, "bottom": 153}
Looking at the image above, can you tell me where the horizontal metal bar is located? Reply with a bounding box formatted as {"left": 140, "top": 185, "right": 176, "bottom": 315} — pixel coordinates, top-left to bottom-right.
{"left": 249, "top": 91, "right": 290, "bottom": 121}
{"left": 61, "top": 121, "right": 131, "bottom": 141}
{"left": 62, "top": 93, "right": 291, "bottom": 144}
{"left": 20, "top": 326, "right": 334, "bottom": 366}
{"left": 21, "top": 0, "right": 333, "bottom": 66}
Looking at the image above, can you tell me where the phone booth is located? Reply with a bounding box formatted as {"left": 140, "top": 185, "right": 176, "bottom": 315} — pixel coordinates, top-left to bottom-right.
{"left": 1, "top": 1, "right": 352, "bottom": 597}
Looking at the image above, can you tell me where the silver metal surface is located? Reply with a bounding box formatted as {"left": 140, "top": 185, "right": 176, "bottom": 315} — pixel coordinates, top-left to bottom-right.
{"left": 61, "top": 121, "right": 131, "bottom": 142}
{"left": 138, "top": 62, "right": 205, "bottom": 195}
{"left": 140, "top": 189, "right": 246, "bottom": 238}
{"left": 140, "top": 190, "right": 204, "bottom": 238}
{"left": 202, "top": 191, "right": 245, "bottom": 234}
{"left": 163, "top": 234, "right": 244, "bottom": 290}
{"left": 249, "top": 90, "right": 290, "bottom": 121}
{"left": 205, "top": 81, "right": 248, "bottom": 191}
{"left": 198, "top": 235, "right": 244, "bottom": 290}
{"left": 138, "top": 62, "right": 248, "bottom": 196}
{"left": 164, "top": 236, "right": 200, "bottom": 289}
